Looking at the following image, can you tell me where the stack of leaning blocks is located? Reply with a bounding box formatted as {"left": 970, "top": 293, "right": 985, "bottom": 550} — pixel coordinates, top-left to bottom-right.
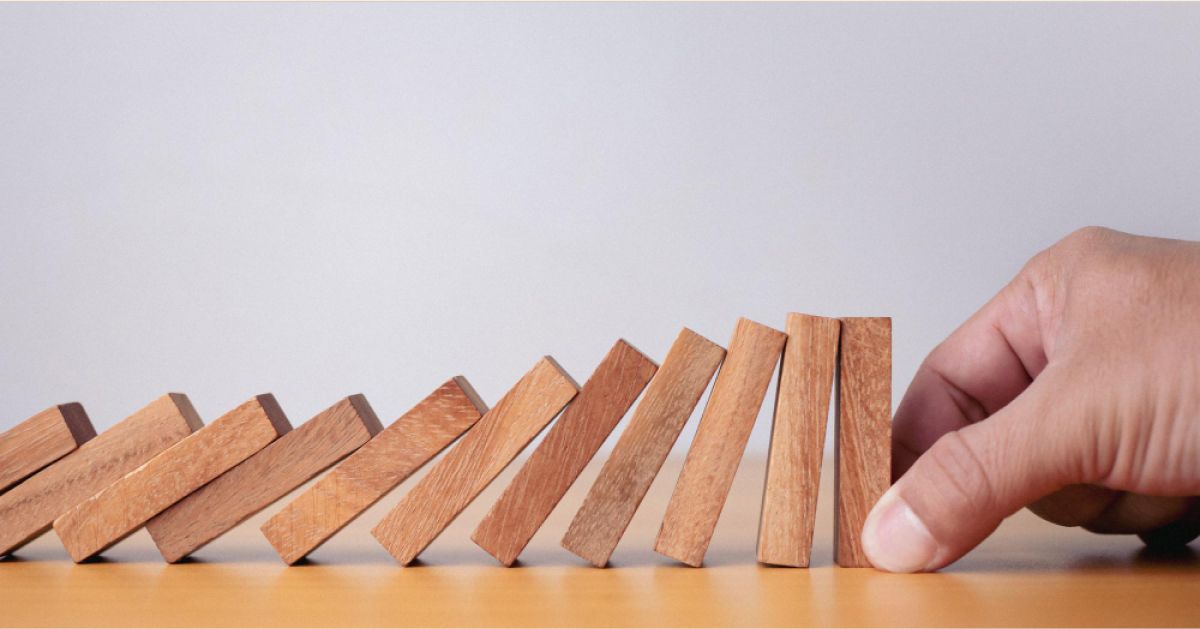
{"left": 0, "top": 314, "right": 890, "bottom": 568}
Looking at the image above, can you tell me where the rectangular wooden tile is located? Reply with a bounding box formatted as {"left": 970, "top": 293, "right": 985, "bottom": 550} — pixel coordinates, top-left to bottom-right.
{"left": 654, "top": 317, "right": 786, "bottom": 567}
{"left": 561, "top": 328, "right": 725, "bottom": 567}
{"left": 372, "top": 357, "right": 578, "bottom": 565}
{"left": 0, "top": 404, "right": 96, "bottom": 494}
{"left": 835, "top": 316, "right": 892, "bottom": 568}
{"left": 472, "top": 340, "right": 657, "bottom": 566}
{"left": 53, "top": 395, "right": 290, "bottom": 562}
{"left": 757, "top": 313, "right": 840, "bottom": 567}
{"left": 261, "top": 378, "right": 487, "bottom": 564}
{"left": 146, "top": 394, "right": 383, "bottom": 562}
{"left": 0, "top": 394, "right": 202, "bottom": 556}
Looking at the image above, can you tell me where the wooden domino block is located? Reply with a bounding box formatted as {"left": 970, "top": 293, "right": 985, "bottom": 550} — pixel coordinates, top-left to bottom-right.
{"left": 654, "top": 317, "right": 786, "bottom": 567}
{"left": 146, "top": 395, "right": 383, "bottom": 562}
{"left": 757, "top": 313, "right": 840, "bottom": 567}
{"left": 372, "top": 357, "right": 578, "bottom": 565}
{"left": 261, "top": 378, "right": 487, "bottom": 565}
{"left": 472, "top": 340, "right": 657, "bottom": 566}
{"left": 835, "top": 316, "right": 892, "bottom": 568}
{"left": 0, "top": 394, "right": 201, "bottom": 557}
{"left": 0, "top": 404, "right": 96, "bottom": 494}
{"left": 53, "top": 395, "right": 290, "bottom": 562}
{"left": 561, "top": 328, "right": 725, "bottom": 567}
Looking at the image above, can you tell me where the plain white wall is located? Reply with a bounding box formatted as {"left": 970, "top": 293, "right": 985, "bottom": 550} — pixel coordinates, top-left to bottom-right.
{"left": 2, "top": 3, "right": 1198, "bottom": 455}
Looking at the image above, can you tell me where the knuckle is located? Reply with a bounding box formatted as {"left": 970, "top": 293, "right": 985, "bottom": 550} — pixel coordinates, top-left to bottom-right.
{"left": 1017, "top": 227, "right": 1143, "bottom": 348}
{"left": 1062, "top": 225, "right": 1117, "bottom": 248}
{"left": 1034, "top": 225, "right": 1118, "bottom": 269}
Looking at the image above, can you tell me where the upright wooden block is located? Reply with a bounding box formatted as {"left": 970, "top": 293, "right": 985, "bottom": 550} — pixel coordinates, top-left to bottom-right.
{"left": 372, "top": 357, "right": 578, "bottom": 565}
{"left": 835, "top": 316, "right": 892, "bottom": 568}
{"left": 261, "top": 378, "right": 487, "bottom": 564}
{"left": 472, "top": 341, "right": 657, "bottom": 566}
{"left": 146, "top": 395, "right": 383, "bottom": 562}
{"left": 0, "top": 404, "right": 96, "bottom": 494}
{"left": 53, "top": 395, "right": 290, "bottom": 562}
{"left": 654, "top": 317, "right": 786, "bottom": 567}
{"left": 0, "top": 394, "right": 201, "bottom": 556}
{"left": 757, "top": 313, "right": 840, "bottom": 567}
{"left": 561, "top": 328, "right": 725, "bottom": 567}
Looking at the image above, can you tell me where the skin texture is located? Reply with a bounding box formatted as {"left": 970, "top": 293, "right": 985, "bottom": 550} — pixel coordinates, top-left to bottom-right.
{"left": 861, "top": 227, "right": 1200, "bottom": 573}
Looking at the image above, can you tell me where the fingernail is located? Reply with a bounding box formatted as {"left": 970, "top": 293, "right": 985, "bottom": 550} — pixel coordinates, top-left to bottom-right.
{"left": 861, "top": 487, "right": 938, "bottom": 573}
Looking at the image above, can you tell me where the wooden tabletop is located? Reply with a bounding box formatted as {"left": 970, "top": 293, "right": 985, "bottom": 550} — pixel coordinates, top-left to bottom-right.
{"left": 2, "top": 455, "right": 1197, "bottom": 627}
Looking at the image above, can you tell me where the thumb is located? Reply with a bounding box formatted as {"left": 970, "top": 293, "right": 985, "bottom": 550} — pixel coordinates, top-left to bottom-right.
{"left": 862, "top": 372, "right": 1087, "bottom": 572}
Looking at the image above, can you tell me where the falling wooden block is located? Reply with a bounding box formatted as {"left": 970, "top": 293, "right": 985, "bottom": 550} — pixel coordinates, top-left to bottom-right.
{"left": 372, "top": 357, "right": 578, "bottom": 565}
{"left": 53, "top": 395, "right": 290, "bottom": 562}
{"left": 757, "top": 313, "right": 840, "bottom": 567}
{"left": 260, "top": 378, "right": 487, "bottom": 565}
{"left": 146, "top": 395, "right": 383, "bottom": 562}
{"left": 0, "top": 394, "right": 201, "bottom": 557}
{"left": 472, "top": 340, "right": 657, "bottom": 566}
{"left": 561, "top": 328, "right": 725, "bottom": 567}
{"left": 835, "top": 316, "right": 892, "bottom": 568}
{"left": 655, "top": 317, "right": 786, "bottom": 567}
{"left": 0, "top": 404, "right": 96, "bottom": 494}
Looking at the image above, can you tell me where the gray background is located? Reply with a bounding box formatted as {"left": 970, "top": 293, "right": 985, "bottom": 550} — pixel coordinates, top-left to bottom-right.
{"left": 2, "top": 3, "right": 1198, "bottom": 454}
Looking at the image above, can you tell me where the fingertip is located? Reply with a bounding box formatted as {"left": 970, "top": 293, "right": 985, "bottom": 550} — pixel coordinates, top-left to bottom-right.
{"left": 1138, "top": 498, "right": 1200, "bottom": 548}
{"left": 862, "top": 486, "right": 940, "bottom": 573}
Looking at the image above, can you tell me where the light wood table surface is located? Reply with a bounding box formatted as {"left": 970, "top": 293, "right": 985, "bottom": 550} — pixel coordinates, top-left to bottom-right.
{"left": 2, "top": 455, "right": 1198, "bottom": 627}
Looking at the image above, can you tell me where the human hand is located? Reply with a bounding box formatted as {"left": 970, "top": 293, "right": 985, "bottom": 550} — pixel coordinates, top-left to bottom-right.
{"left": 861, "top": 227, "right": 1200, "bottom": 572}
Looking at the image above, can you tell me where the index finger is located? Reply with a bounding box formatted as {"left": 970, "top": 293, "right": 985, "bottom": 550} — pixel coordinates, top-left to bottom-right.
{"left": 893, "top": 270, "right": 1049, "bottom": 480}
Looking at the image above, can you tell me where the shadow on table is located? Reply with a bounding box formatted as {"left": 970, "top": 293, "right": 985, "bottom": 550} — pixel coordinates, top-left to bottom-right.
{"left": 945, "top": 539, "right": 1199, "bottom": 574}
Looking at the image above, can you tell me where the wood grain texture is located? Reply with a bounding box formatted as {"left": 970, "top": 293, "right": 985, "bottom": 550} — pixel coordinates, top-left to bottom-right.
{"left": 834, "top": 316, "right": 892, "bottom": 568}
{"left": 472, "top": 341, "right": 657, "bottom": 566}
{"left": 372, "top": 357, "right": 579, "bottom": 565}
{"left": 261, "top": 378, "right": 487, "bottom": 565}
{"left": 4, "top": 456, "right": 1198, "bottom": 628}
{"left": 0, "top": 394, "right": 202, "bottom": 557}
{"left": 53, "top": 395, "right": 289, "bottom": 562}
{"left": 0, "top": 404, "right": 96, "bottom": 494}
{"left": 757, "top": 313, "right": 840, "bottom": 567}
{"left": 561, "top": 328, "right": 725, "bottom": 567}
{"left": 146, "top": 395, "right": 383, "bottom": 563}
{"left": 655, "top": 317, "right": 786, "bottom": 567}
